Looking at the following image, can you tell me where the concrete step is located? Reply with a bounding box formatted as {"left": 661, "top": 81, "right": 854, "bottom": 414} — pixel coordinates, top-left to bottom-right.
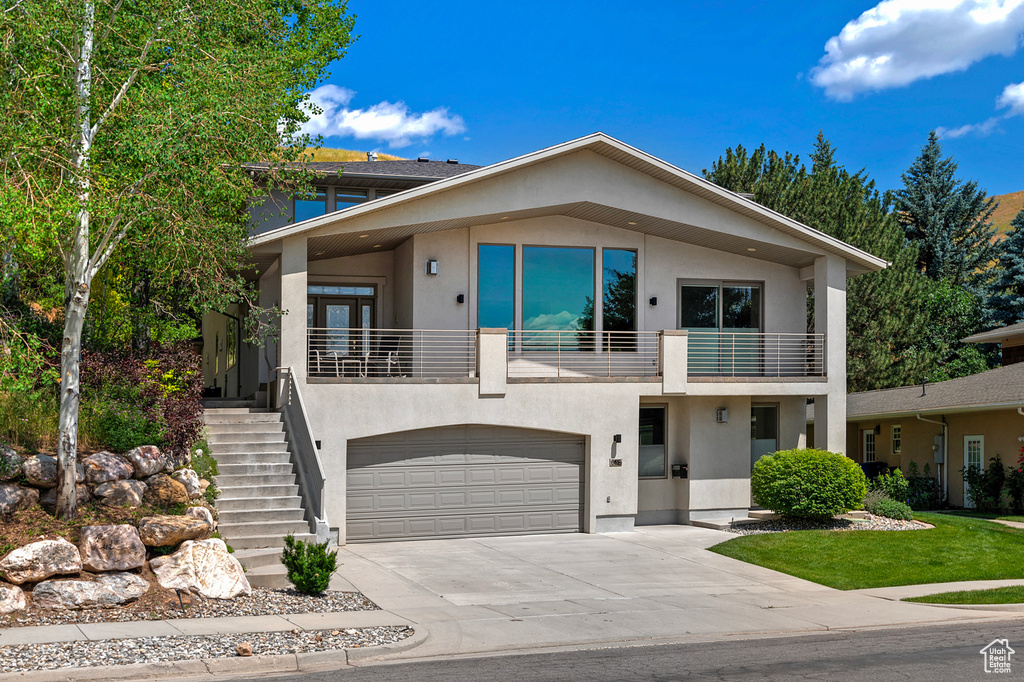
{"left": 207, "top": 431, "right": 286, "bottom": 445}
{"left": 232, "top": 548, "right": 285, "bottom": 569}
{"left": 203, "top": 400, "right": 256, "bottom": 409}
{"left": 216, "top": 495, "right": 303, "bottom": 511}
{"left": 220, "top": 520, "right": 312, "bottom": 538}
{"left": 217, "top": 484, "right": 299, "bottom": 498}
{"left": 204, "top": 407, "right": 271, "bottom": 415}
{"left": 209, "top": 442, "right": 292, "bottom": 455}
{"left": 203, "top": 412, "right": 282, "bottom": 425}
{"left": 213, "top": 452, "right": 294, "bottom": 466}
{"left": 218, "top": 463, "right": 295, "bottom": 477}
{"left": 244, "top": 565, "right": 290, "bottom": 589}
{"left": 228, "top": 533, "right": 315, "bottom": 550}
{"left": 217, "top": 508, "right": 306, "bottom": 524}
{"left": 215, "top": 473, "right": 297, "bottom": 487}
{"left": 748, "top": 510, "right": 781, "bottom": 520}
{"left": 205, "top": 421, "right": 283, "bottom": 434}
{"left": 690, "top": 517, "right": 764, "bottom": 531}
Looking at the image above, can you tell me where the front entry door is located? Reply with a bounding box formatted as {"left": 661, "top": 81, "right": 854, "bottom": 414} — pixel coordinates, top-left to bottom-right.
{"left": 964, "top": 435, "right": 984, "bottom": 509}
{"left": 307, "top": 288, "right": 376, "bottom": 376}
{"left": 750, "top": 405, "right": 778, "bottom": 471}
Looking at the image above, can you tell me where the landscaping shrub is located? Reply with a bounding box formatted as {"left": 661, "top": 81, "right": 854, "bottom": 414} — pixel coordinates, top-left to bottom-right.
{"left": 1005, "top": 447, "right": 1024, "bottom": 514}
{"left": 868, "top": 469, "right": 909, "bottom": 504}
{"left": 862, "top": 488, "right": 889, "bottom": 511}
{"left": 751, "top": 448, "right": 867, "bottom": 520}
{"left": 962, "top": 456, "right": 1006, "bottom": 512}
{"left": 869, "top": 498, "right": 914, "bottom": 521}
{"left": 905, "top": 461, "right": 944, "bottom": 510}
{"left": 281, "top": 534, "right": 338, "bottom": 595}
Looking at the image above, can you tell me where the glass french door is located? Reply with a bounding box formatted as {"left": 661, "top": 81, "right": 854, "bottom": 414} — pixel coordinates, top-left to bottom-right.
{"left": 680, "top": 282, "right": 761, "bottom": 374}
{"left": 307, "top": 295, "right": 375, "bottom": 358}
{"left": 964, "top": 435, "right": 984, "bottom": 509}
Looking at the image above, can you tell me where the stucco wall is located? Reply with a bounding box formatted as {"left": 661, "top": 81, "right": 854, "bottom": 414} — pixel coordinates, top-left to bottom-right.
{"left": 308, "top": 250, "right": 395, "bottom": 331}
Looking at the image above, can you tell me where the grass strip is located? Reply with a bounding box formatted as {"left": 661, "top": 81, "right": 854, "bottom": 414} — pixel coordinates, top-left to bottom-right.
{"left": 905, "top": 585, "right": 1024, "bottom": 605}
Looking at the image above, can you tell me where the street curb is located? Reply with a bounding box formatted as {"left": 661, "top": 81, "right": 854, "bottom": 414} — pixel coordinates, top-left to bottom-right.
{"left": 0, "top": 626, "right": 426, "bottom": 682}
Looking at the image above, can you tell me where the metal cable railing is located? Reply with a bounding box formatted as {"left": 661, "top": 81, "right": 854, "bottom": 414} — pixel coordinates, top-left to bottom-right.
{"left": 686, "top": 331, "right": 824, "bottom": 377}
{"left": 506, "top": 330, "right": 661, "bottom": 378}
{"left": 307, "top": 328, "right": 477, "bottom": 379}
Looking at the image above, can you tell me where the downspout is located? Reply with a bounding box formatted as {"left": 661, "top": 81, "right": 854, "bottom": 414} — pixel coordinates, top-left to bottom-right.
{"left": 916, "top": 414, "right": 948, "bottom": 503}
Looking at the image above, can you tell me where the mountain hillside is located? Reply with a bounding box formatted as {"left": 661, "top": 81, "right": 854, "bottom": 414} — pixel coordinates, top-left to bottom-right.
{"left": 992, "top": 190, "right": 1023, "bottom": 236}
{"left": 302, "top": 148, "right": 406, "bottom": 162}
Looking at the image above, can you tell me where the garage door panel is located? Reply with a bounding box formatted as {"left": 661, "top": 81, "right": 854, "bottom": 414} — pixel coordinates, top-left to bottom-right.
{"left": 347, "top": 426, "right": 584, "bottom": 542}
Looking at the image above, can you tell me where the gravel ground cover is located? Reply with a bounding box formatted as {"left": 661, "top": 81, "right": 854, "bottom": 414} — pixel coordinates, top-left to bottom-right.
{"left": 2, "top": 588, "right": 379, "bottom": 628}
{"left": 726, "top": 514, "right": 925, "bottom": 535}
{"left": 0, "top": 626, "right": 414, "bottom": 673}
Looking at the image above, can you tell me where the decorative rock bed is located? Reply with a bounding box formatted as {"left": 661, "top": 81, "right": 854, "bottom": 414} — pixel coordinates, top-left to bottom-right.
{"left": 725, "top": 513, "right": 926, "bottom": 535}
{"left": 0, "top": 626, "right": 414, "bottom": 673}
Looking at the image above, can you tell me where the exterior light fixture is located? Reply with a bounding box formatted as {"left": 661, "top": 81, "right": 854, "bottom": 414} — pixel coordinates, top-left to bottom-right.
{"left": 359, "top": 234, "right": 369, "bottom": 238}
{"left": 456, "top": 294, "right": 465, "bottom": 304}
{"left": 747, "top": 247, "right": 756, "bottom": 252}
{"left": 426, "top": 259, "right": 439, "bottom": 276}
{"left": 627, "top": 221, "right": 638, "bottom": 226}
{"left": 649, "top": 297, "right": 658, "bottom": 306}
{"left": 613, "top": 433, "right": 622, "bottom": 443}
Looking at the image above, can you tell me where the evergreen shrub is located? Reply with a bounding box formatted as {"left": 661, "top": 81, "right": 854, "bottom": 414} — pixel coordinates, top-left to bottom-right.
{"left": 281, "top": 534, "right": 338, "bottom": 595}
{"left": 869, "top": 498, "right": 914, "bottom": 521}
{"left": 751, "top": 448, "right": 866, "bottom": 520}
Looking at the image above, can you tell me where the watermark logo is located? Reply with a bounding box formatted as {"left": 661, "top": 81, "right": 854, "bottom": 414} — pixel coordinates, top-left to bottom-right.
{"left": 980, "top": 639, "right": 1014, "bottom": 674}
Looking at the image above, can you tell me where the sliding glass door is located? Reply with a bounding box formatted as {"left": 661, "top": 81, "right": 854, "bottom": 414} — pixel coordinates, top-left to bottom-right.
{"left": 679, "top": 281, "right": 761, "bottom": 375}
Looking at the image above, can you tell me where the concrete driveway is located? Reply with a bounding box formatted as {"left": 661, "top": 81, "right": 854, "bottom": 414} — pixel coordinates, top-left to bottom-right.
{"left": 329, "top": 525, "right": 1018, "bottom": 659}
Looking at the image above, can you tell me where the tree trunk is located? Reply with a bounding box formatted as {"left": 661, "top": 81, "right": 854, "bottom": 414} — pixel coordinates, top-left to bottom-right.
{"left": 55, "top": 282, "right": 89, "bottom": 519}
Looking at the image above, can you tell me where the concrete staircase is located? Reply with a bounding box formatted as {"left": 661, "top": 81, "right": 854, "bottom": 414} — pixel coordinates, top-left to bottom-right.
{"left": 203, "top": 400, "right": 315, "bottom": 587}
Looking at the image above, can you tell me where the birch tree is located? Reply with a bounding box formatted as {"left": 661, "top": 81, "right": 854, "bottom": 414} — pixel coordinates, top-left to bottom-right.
{"left": 0, "top": 0, "right": 354, "bottom": 518}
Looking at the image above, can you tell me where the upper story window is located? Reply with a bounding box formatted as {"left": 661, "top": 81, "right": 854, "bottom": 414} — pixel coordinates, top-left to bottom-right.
{"left": 478, "top": 245, "right": 515, "bottom": 329}
{"left": 603, "top": 249, "right": 637, "bottom": 333}
{"left": 523, "top": 246, "right": 594, "bottom": 333}
{"left": 679, "top": 282, "right": 761, "bottom": 332}
{"left": 335, "top": 188, "right": 368, "bottom": 211}
{"left": 293, "top": 187, "right": 327, "bottom": 223}
{"left": 891, "top": 424, "right": 902, "bottom": 454}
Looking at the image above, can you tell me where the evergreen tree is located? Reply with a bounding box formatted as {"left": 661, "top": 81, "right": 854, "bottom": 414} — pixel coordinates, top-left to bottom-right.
{"left": 704, "top": 133, "right": 938, "bottom": 391}
{"left": 987, "top": 207, "right": 1024, "bottom": 327}
{"left": 894, "top": 131, "right": 998, "bottom": 289}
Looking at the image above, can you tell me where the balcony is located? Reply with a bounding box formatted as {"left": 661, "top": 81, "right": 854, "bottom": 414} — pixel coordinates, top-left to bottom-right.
{"left": 306, "top": 328, "right": 825, "bottom": 382}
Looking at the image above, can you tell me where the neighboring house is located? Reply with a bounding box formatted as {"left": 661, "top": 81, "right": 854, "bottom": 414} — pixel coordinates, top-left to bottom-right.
{"left": 810, "top": 320, "right": 1024, "bottom": 508}
{"left": 205, "top": 133, "right": 885, "bottom": 545}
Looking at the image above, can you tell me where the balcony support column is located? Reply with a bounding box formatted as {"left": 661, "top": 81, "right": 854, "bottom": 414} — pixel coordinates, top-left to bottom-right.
{"left": 279, "top": 235, "right": 308, "bottom": 397}
{"left": 478, "top": 328, "right": 508, "bottom": 397}
{"left": 813, "top": 254, "right": 846, "bottom": 455}
{"left": 661, "top": 329, "right": 688, "bottom": 394}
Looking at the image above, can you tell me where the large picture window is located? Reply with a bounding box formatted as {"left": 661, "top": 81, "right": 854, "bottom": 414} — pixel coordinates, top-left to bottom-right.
{"left": 478, "top": 244, "right": 515, "bottom": 329}
{"left": 523, "top": 247, "right": 594, "bottom": 332}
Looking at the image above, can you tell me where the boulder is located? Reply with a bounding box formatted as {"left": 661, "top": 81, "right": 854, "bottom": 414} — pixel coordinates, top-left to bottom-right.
{"left": 199, "top": 479, "right": 211, "bottom": 493}
{"left": 171, "top": 469, "right": 203, "bottom": 499}
{"left": 82, "top": 452, "right": 133, "bottom": 485}
{"left": 143, "top": 474, "right": 189, "bottom": 507}
{"left": 77, "top": 525, "right": 146, "bottom": 573}
{"left": 22, "top": 454, "right": 57, "bottom": 488}
{"left": 0, "top": 447, "right": 22, "bottom": 481}
{"left": 93, "top": 480, "right": 147, "bottom": 508}
{"left": 0, "top": 583, "right": 25, "bottom": 615}
{"left": 162, "top": 449, "right": 192, "bottom": 473}
{"left": 0, "top": 484, "right": 39, "bottom": 515}
{"left": 150, "top": 538, "right": 250, "bottom": 599}
{"left": 137, "top": 514, "right": 212, "bottom": 547}
{"left": 39, "top": 485, "right": 91, "bottom": 514}
{"left": 124, "top": 445, "right": 166, "bottom": 479}
{"left": 32, "top": 572, "right": 149, "bottom": 609}
{"left": 0, "top": 538, "right": 82, "bottom": 585}
{"left": 185, "top": 505, "right": 216, "bottom": 530}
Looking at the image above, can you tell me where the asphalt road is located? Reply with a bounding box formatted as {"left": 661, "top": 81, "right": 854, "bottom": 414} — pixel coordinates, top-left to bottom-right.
{"left": 239, "top": 620, "right": 1024, "bottom": 681}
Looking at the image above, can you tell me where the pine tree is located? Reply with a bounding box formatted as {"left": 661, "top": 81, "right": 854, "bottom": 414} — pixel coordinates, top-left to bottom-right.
{"left": 988, "top": 207, "right": 1024, "bottom": 327}
{"left": 894, "top": 131, "right": 998, "bottom": 289}
{"left": 704, "top": 133, "right": 938, "bottom": 391}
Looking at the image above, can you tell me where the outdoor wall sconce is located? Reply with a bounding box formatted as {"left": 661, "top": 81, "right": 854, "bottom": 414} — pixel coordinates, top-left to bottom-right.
{"left": 425, "top": 259, "right": 439, "bottom": 276}
{"left": 671, "top": 464, "right": 688, "bottom": 479}
{"left": 715, "top": 407, "right": 728, "bottom": 423}
{"left": 613, "top": 433, "right": 622, "bottom": 443}
{"left": 874, "top": 424, "right": 882, "bottom": 435}
{"left": 649, "top": 296, "right": 658, "bottom": 306}
{"left": 456, "top": 294, "right": 465, "bottom": 304}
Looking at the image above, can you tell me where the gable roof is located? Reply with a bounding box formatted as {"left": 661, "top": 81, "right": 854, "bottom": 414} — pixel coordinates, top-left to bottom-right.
{"left": 962, "top": 320, "right": 1024, "bottom": 345}
{"left": 840, "top": 362, "right": 1024, "bottom": 419}
{"left": 250, "top": 133, "right": 888, "bottom": 274}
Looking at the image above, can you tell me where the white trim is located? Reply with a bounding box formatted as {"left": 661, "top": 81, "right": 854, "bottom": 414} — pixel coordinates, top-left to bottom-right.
{"left": 250, "top": 133, "right": 888, "bottom": 272}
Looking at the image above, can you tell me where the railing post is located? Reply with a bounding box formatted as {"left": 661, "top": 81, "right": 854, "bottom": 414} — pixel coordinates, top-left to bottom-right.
{"left": 478, "top": 328, "right": 508, "bottom": 397}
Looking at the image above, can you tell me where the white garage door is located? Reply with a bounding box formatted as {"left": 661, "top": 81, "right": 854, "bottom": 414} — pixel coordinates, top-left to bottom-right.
{"left": 346, "top": 425, "right": 585, "bottom": 542}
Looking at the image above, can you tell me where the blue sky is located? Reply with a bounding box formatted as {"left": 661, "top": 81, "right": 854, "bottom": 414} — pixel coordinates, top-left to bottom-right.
{"left": 303, "top": 0, "right": 1024, "bottom": 197}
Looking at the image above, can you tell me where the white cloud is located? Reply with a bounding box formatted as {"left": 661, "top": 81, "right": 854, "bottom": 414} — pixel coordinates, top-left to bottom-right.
{"left": 811, "top": 0, "right": 1024, "bottom": 100}
{"left": 300, "top": 85, "right": 466, "bottom": 148}
{"left": 937, "top": 79, "right": 1024, "bottom": 136}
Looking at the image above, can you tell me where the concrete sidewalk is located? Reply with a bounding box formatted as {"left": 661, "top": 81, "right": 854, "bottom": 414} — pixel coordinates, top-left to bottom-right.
{"left": 2, "top": 525, "right": 1021, "bottom": 680}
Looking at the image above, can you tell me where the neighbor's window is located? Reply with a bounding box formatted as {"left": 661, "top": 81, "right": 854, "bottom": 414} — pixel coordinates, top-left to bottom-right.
{"left": 639, "top": 406, "right": 666, "bottom": 478}
{"left": 892, "top": 425, "right": 902, "bottom": 455}
{"left": 294, "top": 187, "right": 328, "bottom": 223}
{"left": 478, "top": 244, "right": 515, "bottom": 329}
{"left": 522, "top": 246, "right": 595, "bottom": 339}
{"left": 864, "top": 431, "right": 876, "bottom": 462}
{"left": 335, "top": 188, "right": 368, "bottom": 211}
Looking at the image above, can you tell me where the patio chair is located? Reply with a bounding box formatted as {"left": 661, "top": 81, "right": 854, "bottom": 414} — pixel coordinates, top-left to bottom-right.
{"left": 364, "top": 336, "right": 404, "bottom": 377}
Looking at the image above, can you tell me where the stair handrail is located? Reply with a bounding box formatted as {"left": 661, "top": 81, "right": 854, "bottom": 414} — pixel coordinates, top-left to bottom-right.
{"left": 277, "top": 367, "right": 328, "bottom": 541}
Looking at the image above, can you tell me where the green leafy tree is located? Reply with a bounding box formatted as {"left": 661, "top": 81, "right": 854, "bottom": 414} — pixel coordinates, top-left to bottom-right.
{"left": 987, "top": 206, "right": 1024, "bottom": 327}
{"left": 0, "top": 0, "right": 354, "bottom": 518}
{"left": 704, "top": 134, "right": 937, "bottom": 391}
{"left": 894, "top": 131, "right": 998, "bottom": 289}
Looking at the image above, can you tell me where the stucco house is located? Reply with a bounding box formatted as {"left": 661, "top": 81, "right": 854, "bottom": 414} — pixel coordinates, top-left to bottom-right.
{"left": 202, "top": 133, "right": 885, "bottom": 552}
{"left": 811, "top": 321, "right": 1024, "bottom": 508}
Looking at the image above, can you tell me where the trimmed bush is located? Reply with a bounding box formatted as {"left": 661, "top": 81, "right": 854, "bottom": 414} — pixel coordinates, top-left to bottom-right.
{"left": 281, "top": 534, "right": 338, "bottom": 595}
{"left": 905, "top": 461, "right": 944, "bottom": 510}
{"left": 868, "top": 469, "right": 909, "bottom": 504}
{"left": 869, "top": 498, "right": 914, "bottom": 521}
{"left": 751, "top": 448, "right": 867, "bottom": 520}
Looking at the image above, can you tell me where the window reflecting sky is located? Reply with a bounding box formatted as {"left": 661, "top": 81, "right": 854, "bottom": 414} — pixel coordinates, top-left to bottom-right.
{"left": 478, "top": 245, "right": 514, "bottom": 329}
{"left": 523, "top": 247, "right": 594, "bottom": 331}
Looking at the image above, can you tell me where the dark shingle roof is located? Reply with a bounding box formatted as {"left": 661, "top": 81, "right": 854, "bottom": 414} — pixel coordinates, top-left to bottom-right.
{"left": 245, "top": 159, "right": 482, "bottom": 180}
{"left": 962, "top": 321, "right": 1024, "bottom": 345}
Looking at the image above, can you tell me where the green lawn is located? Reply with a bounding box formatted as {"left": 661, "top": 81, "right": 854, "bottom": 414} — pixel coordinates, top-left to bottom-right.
{"left": 905, "top": 585, "right": 1024, "bottom": 605}
{"left": 709, "top": 513, "right": 1024, "bottom": 590}
{"left": 940, "top": 511, "right": 1024, "bottom": 524}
